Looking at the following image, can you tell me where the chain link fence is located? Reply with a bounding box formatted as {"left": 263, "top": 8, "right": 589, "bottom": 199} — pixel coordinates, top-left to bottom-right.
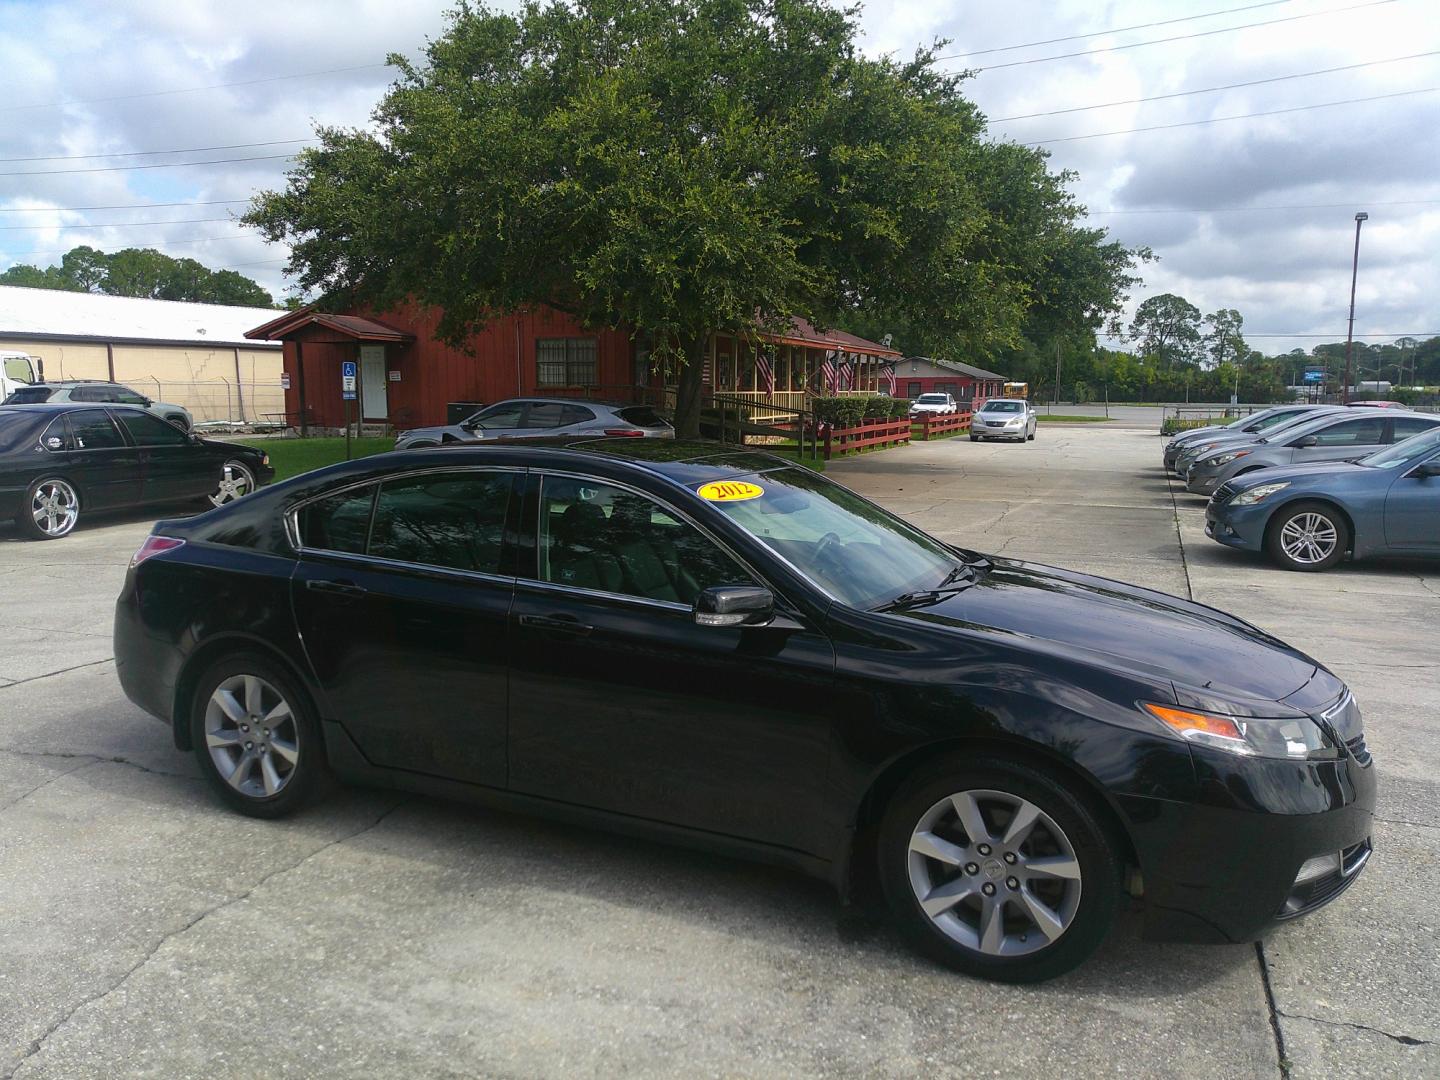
{"left": 125, "top": 377, "right": 288, "bottom": 430}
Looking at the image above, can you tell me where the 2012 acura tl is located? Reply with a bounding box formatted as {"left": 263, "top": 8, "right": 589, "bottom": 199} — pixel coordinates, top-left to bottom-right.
{"left": 114, "top": 439, "right": 1374, "bottom": 982}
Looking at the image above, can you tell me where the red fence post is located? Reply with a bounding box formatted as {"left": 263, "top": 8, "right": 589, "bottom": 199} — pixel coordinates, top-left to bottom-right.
{"left": 823, "top": 422, "right": 833, "bottom": 461}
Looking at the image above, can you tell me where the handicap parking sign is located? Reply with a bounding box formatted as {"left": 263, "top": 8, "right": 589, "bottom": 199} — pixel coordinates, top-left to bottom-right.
{"left": 341, "top": 360, "right": 357, "bottom": 393}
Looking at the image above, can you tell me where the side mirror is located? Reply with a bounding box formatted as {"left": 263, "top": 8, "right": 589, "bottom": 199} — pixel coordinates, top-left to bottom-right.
{"left": 694, "top": 585, "right": 775, "bottom": 628}
{"left": 1411, "top": 460, "right": 1440, "bottom": 479}
{"left": 1294, "top": 435, "right": 1319, "bottom": 448}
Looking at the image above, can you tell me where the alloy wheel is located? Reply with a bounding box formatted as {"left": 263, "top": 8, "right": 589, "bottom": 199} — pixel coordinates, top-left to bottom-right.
{"left": 1279, "top": 512, "right": 1338, "bottom": 565}
{"left": 209, "top": 461, "right": 255, "bottom": 507}
{"left": 907, "top": 788, "right": 1082, "bottom": 957}
{"left": 31, "top": 479, "right": 79, "bottom": 537}
{"left": 204, "top": 674, "right": 300, "bottom": 798}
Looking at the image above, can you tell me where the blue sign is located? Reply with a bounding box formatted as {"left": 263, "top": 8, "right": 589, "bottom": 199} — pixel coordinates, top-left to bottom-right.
{"left": 342, "top": 390, "right": 357, "bottom": 401}
{"left": 1303, "top": 370, "right": 1324, "bottom": 384}
{"left": 341, "top": 360, "right": 358, "bottom": 394}
{"left": 341, "top": 361, "right": 357, "bottom": 377}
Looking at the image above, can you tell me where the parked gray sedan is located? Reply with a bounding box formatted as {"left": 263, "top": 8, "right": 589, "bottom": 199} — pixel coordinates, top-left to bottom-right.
{"left": 1173, "top": 407, "right": 1349, "bottom": 478}
{"left": 395, "top": 398, "right": 673, "bottom": 450}
{"left": 969, "top": 399, "right": 1036, "bottom": 442}
{"left": 1185, "top": 410, "right": 1440, "bottom": 495}
{"left": 1164, "top": 405, "right": 1330, "bottom": 473}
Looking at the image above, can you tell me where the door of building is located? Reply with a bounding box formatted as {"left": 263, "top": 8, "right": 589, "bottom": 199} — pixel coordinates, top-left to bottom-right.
{"left": 359, "top": 344, "right": 388, "bottom": 420}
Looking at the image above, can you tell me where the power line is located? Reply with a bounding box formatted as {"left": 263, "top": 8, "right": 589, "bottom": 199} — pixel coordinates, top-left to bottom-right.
{"left": 1023, "top": 86, "right": 1440, "bottom": 145}
{"left": 3, "top": 232, "right": 259, "bottom": 261}
{"left": 0, "top": 199, "right": 249, "bottom": 214}
{"left": 1240, "top": 332, "right": 1440, "bottom": 337}
{"left": 1089, "top": 199, "right": 1440, "bottom": 214}
{"left": 0, "top": 153, "right": 298, "bottom": 177}
{"left": 939, "top": 1, "right": 1291, "bottom": 59}
{"left": 989, "top": 50, "right": 1440, "bottom": 122}
{"left": 943, "top": 0, "right": 1400, "bottom": 73}
{"left": 0, "top": 139, "right": 316, "bottom": 164}
{"left": 0, "top": 216, "right": 237, "bottom": 232}
{"left": 2, "top": 61, "right": 391, "bottom": 113}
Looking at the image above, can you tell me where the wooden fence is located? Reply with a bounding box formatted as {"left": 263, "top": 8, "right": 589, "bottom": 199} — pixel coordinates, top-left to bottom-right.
{"left": 913, "top": 411, "right": 973, "bottom": 439}
{"left": 822, "top": 417, "right": 912, "bottom": 459}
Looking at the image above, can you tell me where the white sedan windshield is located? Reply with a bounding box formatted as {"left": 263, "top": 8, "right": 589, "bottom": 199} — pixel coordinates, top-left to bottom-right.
{"left": 982, "top": 402, "right": 1023, "bottom": 414}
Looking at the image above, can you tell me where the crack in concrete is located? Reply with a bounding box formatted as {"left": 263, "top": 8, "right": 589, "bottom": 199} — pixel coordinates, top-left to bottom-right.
{"left": 0, "top": 658, "right": 114, "bottom": 689}
{"left": 4, "top": 798, "right": 409, "bottom": 1080}
{"left": 1255, "top": 942, "right": 1292, "bottom": 1080}
{"left": 0, "top": 760, "right": 94, "bottom": 814}
{"left": 0, "top": 746, "right": 195, "bottom": 781}
{"left": 1165, "top": 473, "right": 1197, "bottom": 602}
{"left": 1373, "top": 814, "right": 1439, "bottom": 831}
{"left": 1279, "top": 1010, "right": 1431, "bottom": 1047}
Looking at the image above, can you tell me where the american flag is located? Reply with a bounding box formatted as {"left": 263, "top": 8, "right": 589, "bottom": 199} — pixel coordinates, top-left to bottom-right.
{"left": 820, "top": 350, "right": 837, "bottom": 394}
{"left": 755, "top": 349, "right": 775, "bottom": 399}
{"left": 838, "top": 356, "right": 853, "bottom": 391}
{"left": 882, "top": 364, "right": 897, "bottom": 395}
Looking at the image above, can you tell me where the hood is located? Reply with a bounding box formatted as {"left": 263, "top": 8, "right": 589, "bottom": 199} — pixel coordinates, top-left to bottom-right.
{"left": 888, "top": 558, "right": 1319, "bottom": 703}
{"left": 1227, "top": 460, "right": 1368, "bottom": 488}
{"left": 1170, "top": 423, "right": 1228, "bottom": 444}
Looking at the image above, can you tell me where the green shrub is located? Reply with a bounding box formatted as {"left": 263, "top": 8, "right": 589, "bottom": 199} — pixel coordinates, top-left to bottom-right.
{"left": 812, "top": 396, "right": 867, "bottom": 426}
{"left": 889, "top": 397, "right": 913, "bottom": 419}
{"left": 862, "top": 396, "right": 891, "bottom": 419}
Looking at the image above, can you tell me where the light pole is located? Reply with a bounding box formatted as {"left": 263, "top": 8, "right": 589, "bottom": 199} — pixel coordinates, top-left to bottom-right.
{"left": 1342, "top": 211, "right": 1368, "bottom": 404}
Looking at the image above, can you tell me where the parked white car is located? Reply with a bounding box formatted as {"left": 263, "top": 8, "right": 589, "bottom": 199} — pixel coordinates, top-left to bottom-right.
{"left": 970, "top": 399, "right": 1037, "bottom": 442}
{"left": 908, "top": 392, "right": 958, "bottom": 417}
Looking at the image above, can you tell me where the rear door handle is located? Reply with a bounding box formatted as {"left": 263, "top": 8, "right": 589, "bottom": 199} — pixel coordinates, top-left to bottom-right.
{"left": 519, "top": 613, "right": 593, "bottom": 637}
{"left": 305, "top": 578, "right": 368, "bottom": 598}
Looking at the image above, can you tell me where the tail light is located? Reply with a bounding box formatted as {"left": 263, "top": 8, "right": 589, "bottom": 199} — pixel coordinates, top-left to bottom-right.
{"left": 130, "top": 535, "right": 185, "bottom": 569}
{"left": 603, "top": 429, "right": 646, "bottom": 437}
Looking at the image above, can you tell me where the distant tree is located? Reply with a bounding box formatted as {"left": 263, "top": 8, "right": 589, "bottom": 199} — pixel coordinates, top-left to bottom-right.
{"left": 0, "top": 263, "right": 63, "bottom": 289}
{"left": 1130, "top": 293, "right": 1202, "bottom": 369}
{"left": 58, "top": 246, "right": 109, "bottom": 292}
{"left": 1203, "top": 308, "right": 1246, "bottom": 371}
{"left": 202, "top": 269, "right": 276, "bottom": 307}
{"left": 0, "top": 245, "right": 273, "bottom": 306}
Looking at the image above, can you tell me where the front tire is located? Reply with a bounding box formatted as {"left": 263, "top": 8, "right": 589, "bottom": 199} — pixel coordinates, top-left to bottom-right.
{"left": 208, "top": 460, "right": 256, "bottom": 507}
{"left": 19, "top": 476, "right": 80, "bottom": 539}
{"left": 879, "top": 756, "right": 1122, "bottom": 983}
{"left": 1265, "top": 501, "right": 1349, "bottom": 572}
{"left": 190, "top": 653, "right": 328, "bottom": 818}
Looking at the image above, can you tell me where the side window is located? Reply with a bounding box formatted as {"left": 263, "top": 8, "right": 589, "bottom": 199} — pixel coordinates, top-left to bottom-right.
{"left": 1391, "top": 417, "right": 1439, "bottom": 440}
{"left": 1311, "top": 419, "right": 1384, "bottom": 446}
{"left": 523, "top": 402, "right": 570, "bottom": 429}
{"left": 67, "top": 409, "right": 125, "bottom": 449}
{"left": 112, "top": 387, "right": 149, "bottom": 405}
{"left": 115, "top": 410, "right": 189, "bottom": 446}
{"left": 472, "top": 403, "right": 525, "bottom": 430}
{"left": 537, "top": 477, "right": 754, "bottom": 606}
{"left": 41, "top": 417, "right": 72, "bottom": 451}
{"left": 561, "top": 404, "right": 596, "bottom": 425}
{"left": 298, "top": 485, "right": 376, "bottom": 555}
{"left": 370, "top": 471, "right": 513, "bottom": 574}
{"left": 70, "top": 386, "right": 103, "bottom": 402}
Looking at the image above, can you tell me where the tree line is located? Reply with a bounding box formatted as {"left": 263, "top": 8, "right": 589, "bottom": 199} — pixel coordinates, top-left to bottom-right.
{"left": 0, "top": 244, "right": 279, "bottom": 308}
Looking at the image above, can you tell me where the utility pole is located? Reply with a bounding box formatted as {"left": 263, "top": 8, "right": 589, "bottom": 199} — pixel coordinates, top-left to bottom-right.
{"left": 1342, "top": 211, "right": 1368, "bottom": 404}
{"left": 1053, "top": 339, "right": 1062, "bottom": 405}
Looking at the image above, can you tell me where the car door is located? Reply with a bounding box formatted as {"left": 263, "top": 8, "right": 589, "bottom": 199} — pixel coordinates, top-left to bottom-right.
{"left": 506, "top": 472, "right": 841, "bottom": 855}
{"left": 110, "top": 409, "right": 215, "bottom": 504}
{"left": 1384, "top": 444, "right": 1440, "bottom": 551}
{"left": 1287, "top": 415, "right": 1388, "bottom": 464}
{"left": 466, "top": 400, "right": 527, "bottom": 439}
{"left": 55, "top": 408, "right": 143, "bottom": 509}
{"left": 290, "top": 468, "right": 518, "bottom": 786}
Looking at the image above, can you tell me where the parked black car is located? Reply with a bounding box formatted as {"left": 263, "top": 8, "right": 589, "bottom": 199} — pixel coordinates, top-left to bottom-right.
{"left": 1, "top": 404, "right": 272, "bottom": 539}
{"left": 114, "top": 439, "right": 1373, "bottom": 982}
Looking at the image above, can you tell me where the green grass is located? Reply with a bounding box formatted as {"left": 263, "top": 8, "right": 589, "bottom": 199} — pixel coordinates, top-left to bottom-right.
{"left": 234, "top": 437, "right": 395, "bottom": 482}
{"left": 1035, "top": 414, "right": 1113, "bottom": 423}
{"left": 751, "top": 441, "right": 827, "bottom": 471}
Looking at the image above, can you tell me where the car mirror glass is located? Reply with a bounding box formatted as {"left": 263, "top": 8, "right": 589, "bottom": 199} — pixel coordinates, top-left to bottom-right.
{"left": 1294, "top": 435, "right": 1318, "bottom": 448}
{"left": 693, "top": 585, "right": 774, "bottom": 628}
{"left": 1411, "top": 460, "right": 1440, "bottom": 478}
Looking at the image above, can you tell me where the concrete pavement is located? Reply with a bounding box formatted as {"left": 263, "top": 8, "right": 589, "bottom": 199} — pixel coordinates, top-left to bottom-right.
{"left": 0, "top": 428, "right": 1434, "bottom": 1077}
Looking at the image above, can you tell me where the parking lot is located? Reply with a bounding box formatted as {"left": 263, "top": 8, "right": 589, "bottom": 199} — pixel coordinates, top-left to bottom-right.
{"left": 1, "top": 420, "right": 1435, "bottom": 1078}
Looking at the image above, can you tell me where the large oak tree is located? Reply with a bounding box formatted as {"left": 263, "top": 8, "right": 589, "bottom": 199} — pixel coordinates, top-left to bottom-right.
{"left": 245, "top": 0, "right": 1144, "bottom": 433}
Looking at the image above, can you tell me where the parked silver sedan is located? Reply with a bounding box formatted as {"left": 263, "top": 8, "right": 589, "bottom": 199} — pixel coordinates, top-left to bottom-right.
{"left": 969, "top": 399, "right": 1036, "bottom": 442}
{"left": 395, "top": 398, "right": 673, "bottom": 450}
{"left": 1185, "top": 410, "right": 1440, "bottom": 496}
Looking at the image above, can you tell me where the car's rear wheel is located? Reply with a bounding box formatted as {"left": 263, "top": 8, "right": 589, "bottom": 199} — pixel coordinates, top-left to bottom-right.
{"left": 19, "top": 476, "right": 80, "bottom": 540}
{"left": 190, "top": 654, "right": 328, "bottom": 818}
{"left": 879, "top": 756, "right": 1122, "bottom": 983}
{"left": 207, "top": 460, "right": 256, "bottom": 507}
{"left": 1265, "top": 501, "right": 1349, "bottom": 572}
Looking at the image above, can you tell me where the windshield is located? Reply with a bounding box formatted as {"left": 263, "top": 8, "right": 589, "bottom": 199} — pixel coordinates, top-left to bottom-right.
{"left": 3, "top": 386, "right": 53, "bottom": 404}
{"left": 1251, "top": 409, "right": 1311, "bottom": 431}
{"left": 4, "top": 357, "right": 36, "bottom": 384}
{"left": 981, "top": 401, "right": 1023, "bottom": 414}
{"left": 701, "top": 467, "right": 966, "bottom": 609}
{"left": 1257, "top": 410, "right": 1340, "bottom": 443}
{"left": 916, "top": 394, "right": 949, "bottom": 403}
{"left": 1360, "top": 427, "right": 1440, "bottom": 469}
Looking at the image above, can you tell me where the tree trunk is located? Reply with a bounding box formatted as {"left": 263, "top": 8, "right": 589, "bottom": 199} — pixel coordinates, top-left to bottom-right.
{"left": 673, "top": 334, "right": 706, "bottom": 439}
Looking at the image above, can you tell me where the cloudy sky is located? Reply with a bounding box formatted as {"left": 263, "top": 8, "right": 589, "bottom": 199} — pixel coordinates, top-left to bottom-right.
{"left": 1, "top": 0, "right": 1437, "bottom": 354}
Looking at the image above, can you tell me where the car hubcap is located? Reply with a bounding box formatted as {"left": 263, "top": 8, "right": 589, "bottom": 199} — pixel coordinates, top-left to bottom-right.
{"left": 908, "top": 789, "right": 1082, "bottom": 957}
{"left": 204, "top": 675, "right": 299, "bottom": 798}
{"left": 31, "top": 480, "right": 78, "bottom": 536}
{"left": 209, "top": 462, "right": 254, "bottom": 507}
{"left": 1279, "top": 513, "right": 1337, "bottom": 564}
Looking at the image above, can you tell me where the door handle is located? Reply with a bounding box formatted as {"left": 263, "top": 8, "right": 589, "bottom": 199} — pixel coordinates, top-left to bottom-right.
{"left": 305, "top": 578, "right": 367, "bottom": 598}
{"left": 519, "top": 613, "right": 593, "bottom": 636}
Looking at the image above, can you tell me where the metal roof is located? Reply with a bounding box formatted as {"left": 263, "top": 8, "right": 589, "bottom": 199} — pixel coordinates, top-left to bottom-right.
{"left": 0, "top": 285, "right": 283, "bottom": 348}
{"left": 906, "top": 355, "right": 1009, "bottom": 381}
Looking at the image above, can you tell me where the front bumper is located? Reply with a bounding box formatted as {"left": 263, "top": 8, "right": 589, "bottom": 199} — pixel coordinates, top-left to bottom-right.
{"left": 1204, "top": 498, "right": 1270, "bottom": 552}
{"left": 1185, "top": 463, "right": 1228, "bottom": 495}
{"left": 1121, "top": 743, "right": 1376, "bottom": 943}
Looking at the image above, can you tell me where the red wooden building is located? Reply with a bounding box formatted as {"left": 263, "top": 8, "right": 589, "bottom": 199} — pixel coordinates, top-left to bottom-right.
{"left": 892, "top": 356, "right": 1009, "bottom": 407}
{"left": 245, "top": 302, "right": 901, "bottom": 432}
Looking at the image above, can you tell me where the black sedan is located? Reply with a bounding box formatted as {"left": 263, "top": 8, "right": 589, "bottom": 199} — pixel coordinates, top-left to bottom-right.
{"left": 1, "top": 404, "right": 273, "bottom": 539}
{"left": 114, "top": 439, "right": 1373, "bottom": 982}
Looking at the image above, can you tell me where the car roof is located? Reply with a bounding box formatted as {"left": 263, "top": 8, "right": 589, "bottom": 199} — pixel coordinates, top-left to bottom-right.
{"left": 0, "top": 401, "right": 147, "bottom": 414}
{"left": 484, "top": 397, "right": 625, "bottom": 409}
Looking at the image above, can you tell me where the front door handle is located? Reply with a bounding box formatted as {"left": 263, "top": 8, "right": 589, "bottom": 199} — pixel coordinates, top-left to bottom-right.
{"left": 305, "top": 578, "right": 368, "bottom": 598}
{"left": 518, "top": 613, "right": 593, "bottom": 637}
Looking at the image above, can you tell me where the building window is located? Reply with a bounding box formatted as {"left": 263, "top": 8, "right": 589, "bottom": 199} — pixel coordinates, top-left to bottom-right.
{"left": 907, "top": 381, "right": 923, "bottom": 397}
{"left": 536, "top": 337, "right": 598, "bottom": 387}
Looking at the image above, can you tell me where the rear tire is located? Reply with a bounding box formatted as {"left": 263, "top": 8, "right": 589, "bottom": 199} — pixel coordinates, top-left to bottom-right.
{"left": 189, "top": 653, "right": 330, "bottom": 818}
{"left": 879, "top": 755, "right": 1122, "bottom": 983}
{"left": 1265, "top": 501, "right": 1349, "bottom": 572}
{"left": 18, "top": 476, "right": 80, "bottom": 540}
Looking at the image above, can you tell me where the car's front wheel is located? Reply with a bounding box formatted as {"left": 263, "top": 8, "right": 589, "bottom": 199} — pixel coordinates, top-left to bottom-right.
{"left": 879, "top": 756, "right": 1122, "bottom": 983}
{"left": 19, "top": 476, "right": 81, "bottom": 539}
{"left": 190, "top": 654, "right": 328, "bottom": 817}
{"left": 207, "top": 460, "right": 256, "bottom": 507}
{"left": 1265, "top": 501, "right": 1349, "bottom": 572}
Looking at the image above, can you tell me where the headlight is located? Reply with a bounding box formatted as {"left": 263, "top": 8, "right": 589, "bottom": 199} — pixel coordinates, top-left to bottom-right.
{"left": 1144, "top": 703, "right": 1333, "bottom": 759}
{"left": 1232, "top": 481, "right": 1289, "bottom": 506}
{"left": 1006, "top": 418, "right": 1023, "bottom": 426}
{"left": 1205, "top": 450, "right": 1251, "bottom": 466}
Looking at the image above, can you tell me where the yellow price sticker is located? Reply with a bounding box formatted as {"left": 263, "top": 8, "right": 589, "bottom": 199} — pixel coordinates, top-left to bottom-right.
{"left": 697, "top": 480, "right": 765, "bottom": 502}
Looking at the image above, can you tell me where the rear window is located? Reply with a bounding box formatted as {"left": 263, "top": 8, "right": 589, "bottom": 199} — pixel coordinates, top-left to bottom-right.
{"left": 916, "top": 394, "right": 949, "bottom": 403}
{"left": 617, "top": 407, "right": 667, "bottom": 427}
{"left": 4, "top": 387, "right": 54, "bottom": 404}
